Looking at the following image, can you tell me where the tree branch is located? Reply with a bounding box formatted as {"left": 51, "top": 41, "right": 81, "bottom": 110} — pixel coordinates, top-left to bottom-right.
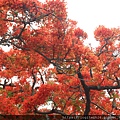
{"left": 38, "top": 70, "right": 44, "bottom": 84}
{"left": 77, "top": 62, "right": 90, "bottom": 116}
{"left": 31, "top": 69, "right": 37, "bottom": 95}
{"left": 34, "top": 107, "right": 66, "bottom": 116}
{"left": 91, "top": 101, "right": 112, "bottom": 115}
{"left": 89, "top": 85, "right": 120, "bottom": 90}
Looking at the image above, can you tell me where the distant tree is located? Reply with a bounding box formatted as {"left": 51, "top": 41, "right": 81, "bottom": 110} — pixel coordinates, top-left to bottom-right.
{"left": 0, "top": 0, "right": 120, "bottom": 117}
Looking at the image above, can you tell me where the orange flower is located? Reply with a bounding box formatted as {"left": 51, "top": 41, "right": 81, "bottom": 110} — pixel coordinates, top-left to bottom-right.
{"left": 94, "top": 25, "right": 113, "bottom": 41}
{"left": 74, "top": 28, "right": 87, "bottom": 39}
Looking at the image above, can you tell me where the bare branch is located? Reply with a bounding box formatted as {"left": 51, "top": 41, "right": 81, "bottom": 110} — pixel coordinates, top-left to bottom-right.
{"left": 77, "top": 62, "right": 90, "bottom": 115}
{"left": 38, "top": 70, "right": 44, "bottom": 84}
{"left": 89, "top": 84, "right": 120, "bottom": 90}
{"left": 34, "top": 107, "right": 66, "bottom": 115}
{"left": 91, "top": 102, "right": 112, "bottom": 115}
{"left": 31, "top": 69, "right": 37, "bottom": 95}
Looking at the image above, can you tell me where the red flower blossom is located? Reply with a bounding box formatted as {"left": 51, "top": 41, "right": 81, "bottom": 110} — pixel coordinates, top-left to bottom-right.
{"left": 94, "top": 25, "right": 113, "bottom": 41}
{"left": 74, "top": 28, "right": 87, "bottom": 39}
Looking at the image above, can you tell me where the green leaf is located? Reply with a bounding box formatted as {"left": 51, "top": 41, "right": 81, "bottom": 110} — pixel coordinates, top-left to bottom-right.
{"left": 21, "top": 97, "right": 24, "bottom": 101}
{"left": 7, "top": 91, "right": 13, "bottom": 97}
{"left": 76, "top": 106, "right": 80, "bottom": 111}
{"left": 0, "top": 87, "right": 3, "bottom": 90}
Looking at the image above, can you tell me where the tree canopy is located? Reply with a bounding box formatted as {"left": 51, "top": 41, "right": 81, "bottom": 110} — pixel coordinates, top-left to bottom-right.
{"left": 0, "top": 0, "right": 120, "bottom": 117}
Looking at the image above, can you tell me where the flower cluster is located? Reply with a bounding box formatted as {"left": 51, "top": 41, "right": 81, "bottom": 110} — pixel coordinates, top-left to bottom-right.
{"left": 94, "top": 25, "right": 113, "bottom": 41}
{"left": 74, "top": 28, "right": 87, "bottom": 39}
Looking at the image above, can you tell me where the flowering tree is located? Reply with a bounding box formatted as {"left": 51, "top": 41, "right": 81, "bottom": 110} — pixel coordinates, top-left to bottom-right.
{"left": 0, "top": 0, "right": 120, "bottom": 116}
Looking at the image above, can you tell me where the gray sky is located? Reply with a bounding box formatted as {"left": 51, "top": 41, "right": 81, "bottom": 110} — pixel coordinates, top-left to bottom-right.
{"left": 67, "top": 0, "right": 120, "bottom": 47}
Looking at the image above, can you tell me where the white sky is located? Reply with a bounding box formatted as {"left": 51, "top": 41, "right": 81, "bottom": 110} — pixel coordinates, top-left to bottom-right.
{"left": 66, "top": 0, "right": 120, "bottom": 47}
{"left": 2, "top": 0, "right": 120, "bottom": 51}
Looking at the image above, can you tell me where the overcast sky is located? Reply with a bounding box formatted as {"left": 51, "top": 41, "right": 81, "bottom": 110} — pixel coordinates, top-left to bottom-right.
{"left": 66, "top": 0, "right": 120, "bottom": 47}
